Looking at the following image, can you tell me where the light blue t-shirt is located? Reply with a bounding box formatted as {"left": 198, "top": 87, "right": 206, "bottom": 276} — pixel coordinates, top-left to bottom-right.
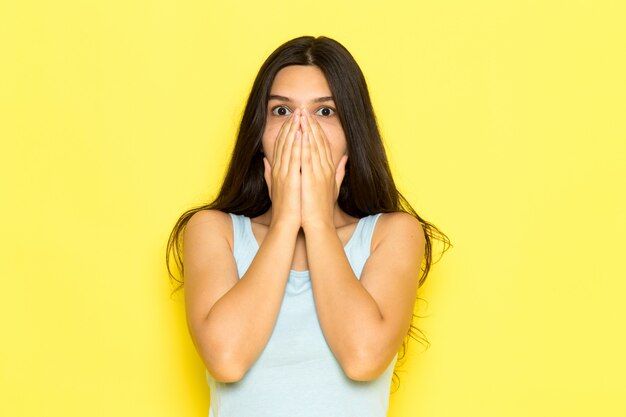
{"left": 206, "top": 212, "right": 398, "bottom": 417}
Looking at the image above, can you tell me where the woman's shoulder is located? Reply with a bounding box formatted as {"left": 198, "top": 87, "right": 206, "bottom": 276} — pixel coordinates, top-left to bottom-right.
{"left": 187, "top": 209, "right": 232, "bottom": 227}
{"left": 371, "top": 211, "right": 424, "bottom": 253}
{"left": 185, "top": 209, "right": 234, "bottom": 249}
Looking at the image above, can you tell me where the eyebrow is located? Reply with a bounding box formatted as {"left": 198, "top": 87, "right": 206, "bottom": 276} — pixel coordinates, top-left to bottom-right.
{"left": 268, "top": 94, "right": 335, "bottom": 103}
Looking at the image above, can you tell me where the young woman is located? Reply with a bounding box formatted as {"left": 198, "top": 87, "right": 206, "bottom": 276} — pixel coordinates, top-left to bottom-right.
{"left": 166, "top": 35, "right": 450, "bottom": 417}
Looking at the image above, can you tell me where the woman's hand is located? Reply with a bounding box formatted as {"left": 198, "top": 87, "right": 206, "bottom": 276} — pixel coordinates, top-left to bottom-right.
{"left": 299, "top": 108, "right": 349, "bottom": 231}
{"left": 263, "top": 108, "right": 303, "bottom": 230}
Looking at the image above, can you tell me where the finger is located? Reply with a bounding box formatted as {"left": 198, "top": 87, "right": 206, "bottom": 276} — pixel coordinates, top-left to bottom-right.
{"left": 304, "top": 111, "right": 332, "bottom": 168}
{"left": 301, "top": 129, "right": 312, "bottom": 175}
{"left": 280, "top": 109, "right": 301, "bottom": 175}
{"left": 263, "top": 156, "right": 272, "bottom": 196}
{"left": 273, "top": 113, "right": 292, "bottom": 163}
{"left": 288, "top": 129, "right": 302, "bottom": 176}
{"left": 334, "top": 154, "right": 348, "bottom": 199}
{"left": 273, "top": 113, "right": 295, "bottom": 168}
{"left": 314, "top": 117, "right": 335, "bottom": 168}
{"left": 335, "top": 154, "right": 348, "bottom": 186}
{"left": 301, "top": 112, "right": 320, "bottom": 175}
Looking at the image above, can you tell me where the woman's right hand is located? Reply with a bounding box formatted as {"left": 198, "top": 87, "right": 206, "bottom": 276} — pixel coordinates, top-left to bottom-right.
{"left": 263, "top": 108, "right": 302, "bottom": 230}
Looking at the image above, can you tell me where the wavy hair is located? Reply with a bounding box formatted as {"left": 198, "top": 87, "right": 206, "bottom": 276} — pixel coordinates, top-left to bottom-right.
{"left": 166, "top": 35, "right": 452, "bottom": 392}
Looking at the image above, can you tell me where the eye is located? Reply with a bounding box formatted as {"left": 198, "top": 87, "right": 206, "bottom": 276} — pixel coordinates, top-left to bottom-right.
{"left": 270, "top": 105, "right": 292, "bottom": 116}
{"left": 315, "top": 106, "right": 336, "bottom": 117}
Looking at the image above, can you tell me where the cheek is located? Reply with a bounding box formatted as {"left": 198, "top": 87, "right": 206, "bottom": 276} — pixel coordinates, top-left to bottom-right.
{"left": 320, "top": 124, "right": 347, "bottom": 165}
{"left": 262, "top": 121, "right": 283, "bottom": 162}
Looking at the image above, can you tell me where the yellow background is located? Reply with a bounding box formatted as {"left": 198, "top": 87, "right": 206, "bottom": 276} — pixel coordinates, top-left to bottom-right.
{"left": 2, "top": 1, "right": 625, "bottom": 416}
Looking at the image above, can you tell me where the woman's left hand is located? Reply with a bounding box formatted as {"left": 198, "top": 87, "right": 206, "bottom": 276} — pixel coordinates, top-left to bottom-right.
{"left": 300, "top": 109, "right": 349, "bottom": 231}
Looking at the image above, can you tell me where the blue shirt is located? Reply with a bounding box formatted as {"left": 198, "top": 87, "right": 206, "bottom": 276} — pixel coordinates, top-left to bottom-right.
{"left": 206, "top": 212, "right": 397, "bottom": 417}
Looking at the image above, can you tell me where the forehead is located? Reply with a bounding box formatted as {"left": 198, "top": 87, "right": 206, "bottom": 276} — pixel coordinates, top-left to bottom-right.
{"left": 270, "top": 65, "right": 332, "bottom": 95}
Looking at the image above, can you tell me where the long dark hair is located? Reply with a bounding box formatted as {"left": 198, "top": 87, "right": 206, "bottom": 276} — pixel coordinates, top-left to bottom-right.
{"left": 166, "top": 35, "right": 451, "bottom": 392}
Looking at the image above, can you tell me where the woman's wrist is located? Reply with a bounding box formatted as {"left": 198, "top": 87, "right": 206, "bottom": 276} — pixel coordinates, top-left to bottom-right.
{"left": 268, "top": 217, "right": 301, "bottom": 235}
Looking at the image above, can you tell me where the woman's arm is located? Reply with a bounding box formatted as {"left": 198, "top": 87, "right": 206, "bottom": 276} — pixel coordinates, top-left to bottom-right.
{"left": 304, "top": 211, "right": 425, "bottom": 381}
{"left": 183, "top": 209, "right": 298, "bottom": 382}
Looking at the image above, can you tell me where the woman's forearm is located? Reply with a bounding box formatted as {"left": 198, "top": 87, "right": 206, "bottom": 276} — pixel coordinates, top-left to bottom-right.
{"left": 203, "top": 220, "right": 299, "bottom": 381}
{"left": 303, "top": 222, "right": 385, "bottom": 379}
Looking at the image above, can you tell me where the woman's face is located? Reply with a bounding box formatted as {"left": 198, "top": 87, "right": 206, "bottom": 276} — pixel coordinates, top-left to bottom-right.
{"left": 262, "top": 65, "right": 347, "bottom": 169}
